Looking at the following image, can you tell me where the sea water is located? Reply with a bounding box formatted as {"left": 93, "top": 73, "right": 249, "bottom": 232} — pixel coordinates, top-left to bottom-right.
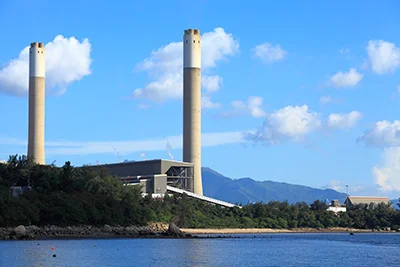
{"left": 0, "top": 233, "right": 399, "bottom": 267}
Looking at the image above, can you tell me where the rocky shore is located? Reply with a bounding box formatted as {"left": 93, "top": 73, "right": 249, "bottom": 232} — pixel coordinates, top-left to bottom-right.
{"left": 0, "top": 222, "right": 193, "bottom": 240}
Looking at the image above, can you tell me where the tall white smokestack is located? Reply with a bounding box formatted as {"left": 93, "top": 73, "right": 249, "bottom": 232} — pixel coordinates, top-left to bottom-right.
{"left": 183, "top": 29, "right": 203, "bottom": 195}
{"left": 27, "top": 42, "right": 46, "bottom": 164}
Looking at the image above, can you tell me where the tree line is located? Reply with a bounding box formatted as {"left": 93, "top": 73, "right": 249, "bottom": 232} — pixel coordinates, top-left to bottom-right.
{"left": 1, "top": 155, "right": 400, "bottom": 230}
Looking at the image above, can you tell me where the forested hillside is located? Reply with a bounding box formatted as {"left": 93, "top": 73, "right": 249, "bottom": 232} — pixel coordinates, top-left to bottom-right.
{"left": 1, "top": 155, "right": 399, "bottom": 230}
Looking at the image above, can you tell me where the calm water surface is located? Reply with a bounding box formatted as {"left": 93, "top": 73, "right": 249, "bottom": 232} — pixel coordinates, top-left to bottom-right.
{"left": 0, "top": 233, "right": 399, "bottom": 267}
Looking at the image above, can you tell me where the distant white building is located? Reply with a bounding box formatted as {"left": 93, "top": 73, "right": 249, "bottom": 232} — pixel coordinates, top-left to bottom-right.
{"left": 327, "top": 206, "right": 347, "bottom": 214}
{"left": 327, "top": 199, "right": 346, "bottom": 214}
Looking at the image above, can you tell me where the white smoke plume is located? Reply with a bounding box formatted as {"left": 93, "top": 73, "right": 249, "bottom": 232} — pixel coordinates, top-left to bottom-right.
{"left": 165, "top": 138, "right": 175, "bottom": 160}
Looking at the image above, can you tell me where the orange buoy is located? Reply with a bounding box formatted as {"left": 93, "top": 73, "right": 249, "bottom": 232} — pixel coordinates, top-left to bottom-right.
{"left": 51, "top": 246, "right": 55, "bottom": 251}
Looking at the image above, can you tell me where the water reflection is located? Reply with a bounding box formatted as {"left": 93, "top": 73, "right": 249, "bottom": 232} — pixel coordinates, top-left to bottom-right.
{"left": 180, "top": 239, "right": 214, "bottom": 267}
{"left": 0, "top": 241, "right": 52, "bottom": 267}
{"left": 144, "top": 238, "right": 215, "bottom": 266}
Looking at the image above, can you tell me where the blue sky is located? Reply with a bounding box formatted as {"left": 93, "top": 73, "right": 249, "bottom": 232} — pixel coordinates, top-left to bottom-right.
{"left": 1, "top": 0, "right": 400, "bottom": 197}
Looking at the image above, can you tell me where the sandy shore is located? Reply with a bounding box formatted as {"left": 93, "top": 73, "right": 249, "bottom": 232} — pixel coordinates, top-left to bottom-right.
{"left": 2, "top": 225, "right": 398, "bottom": 240}
{"left": 180, "top": 227, "right": 394, "bottom": 234}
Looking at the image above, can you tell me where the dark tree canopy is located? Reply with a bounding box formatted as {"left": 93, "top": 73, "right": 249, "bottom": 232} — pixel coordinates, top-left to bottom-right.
{"left": 0, "top": 155, "right": 399, "bottom": 229}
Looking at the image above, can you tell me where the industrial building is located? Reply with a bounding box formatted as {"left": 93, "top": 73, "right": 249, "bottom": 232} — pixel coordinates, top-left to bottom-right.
{"left": 86, "top": 29, "right": 206, "bottom": 201}
{"left": 25, "top": 29, "right": 239, "bottom": 208}
{"left": 93, "top": 159, "right": 194, "bottom": 196}
{"left": 345, "top": 196, "right": 391, "bottom": 209}
{"left": 26, "top": 29, "right": 203, "bottom": 192}
{"left": 92, "top": 159, "right": 239, "bottom": 208}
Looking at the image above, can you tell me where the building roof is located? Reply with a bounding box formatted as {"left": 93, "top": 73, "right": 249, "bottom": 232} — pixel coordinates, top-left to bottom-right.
{"left": 346, "top": 196, "right": 391, "bottom": 205}
{"left": 88, "top": 159, "right": 194, "bottom": 177}
{"left": 94, "top": 159, "right": 194, "bottom": 167}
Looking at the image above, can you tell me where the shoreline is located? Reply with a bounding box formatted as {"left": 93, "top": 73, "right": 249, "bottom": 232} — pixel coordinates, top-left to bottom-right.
{"left": 2, "top": 225, "right": 399, "bottom": 240}
{"left": 181, "top": 227, "right": 399, "bottom": 234}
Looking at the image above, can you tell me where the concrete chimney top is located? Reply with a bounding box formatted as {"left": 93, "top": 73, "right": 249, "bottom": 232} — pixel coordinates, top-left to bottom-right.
{"left": 30, "top": 42, "right": 44, "bottom": 48}
{"left": 184, "top": 29, "right": 200, "bottom": 35}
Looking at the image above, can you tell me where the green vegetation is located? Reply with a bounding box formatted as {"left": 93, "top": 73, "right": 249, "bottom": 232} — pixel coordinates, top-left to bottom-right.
{"left": 1, "top": 155, "right": 400, "bottom": 230}
{"left": 0, "top": 155, "right": 153, "bottom": 227}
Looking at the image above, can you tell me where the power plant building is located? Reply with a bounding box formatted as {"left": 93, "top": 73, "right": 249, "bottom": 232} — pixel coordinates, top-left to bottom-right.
{"left": 23, "top": 29, "right": 237, "bottom": 208}
{"left": 91, "top": 159, "right": 193, "bottom": 195}
{"left": 27, "top": 42, "right": 46, "bottom": 165}
{"left": 345, "top": 196, "right": 392, "bottom": 209}
{"left": 90, "top": 159, "right": 238, "bottom": 208}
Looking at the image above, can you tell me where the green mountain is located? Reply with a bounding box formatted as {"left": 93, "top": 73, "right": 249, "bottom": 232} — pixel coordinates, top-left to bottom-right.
{"left": 202, "top": 167, "right": 348, "bottom": 205}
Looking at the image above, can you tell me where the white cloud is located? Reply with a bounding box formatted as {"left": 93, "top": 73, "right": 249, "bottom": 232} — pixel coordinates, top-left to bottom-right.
{"left": 138, "top": 103, "right": 151, "bottom": 109}
{"left": 319, "top": 96, "right": 343, "bottom": 105}
{"left": 328, "top": 68, "right": 363, "bottom": 88}
{"left": 348, "top": 185, "right": 366, "bottom": 194}
{"left": 0, "top": 137, "right": 20, "bottom": 146}
{"left": 202, "top": 75, "right": 223, "bottom": 93}
{"left": 201, "top": 29, "right": 240, "bottom": 68}
{"left": 326, "top": 180, "right": 345, "bottom": 192}
{"left": 0, "top": 35, "right": 92, "bottom": 96}
{"left": 132, "top": 27, "right": 239, "bottom": 103}
{"left": 0, "top": 130, "right": 245, "bottom": 156}
{"left": 373, "top": 147, "right": 400, "bottom": 191}
{"left": 367, "top": 40, "right": 400, "bottom": 74}
{"left": 324, "top": 180, "right": 365, "bottom": 194}
{"left": 358, "top": 120, "right": 400, "bottom": 147}
{"left": 201, "top": 96, "right": 221, "bottom": 109}
{"left": 327, "top": 111, "right": 362, "bottom": 129}
{"left": 231, "top": 100, "right": 247, "bottom": 110}
{"left": 244, "top": 105, "right": 321, "bottom": 144}
{"left": 252, "top": 42, "right": 287, "bottom": 63}
{"left": 246, "top": 96, "right": 266, "bottom": 118}
{"left": 219, "top": 96, "right": 266, "bottom": 118}
{"left": 133, "top": 69, "right": 181, "bottom": 101}
{"left": 339, "top": 48, "right": 350, "bottom": 54}
{"left": 320, "top": 96, "right": 333, "bottom": 105}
